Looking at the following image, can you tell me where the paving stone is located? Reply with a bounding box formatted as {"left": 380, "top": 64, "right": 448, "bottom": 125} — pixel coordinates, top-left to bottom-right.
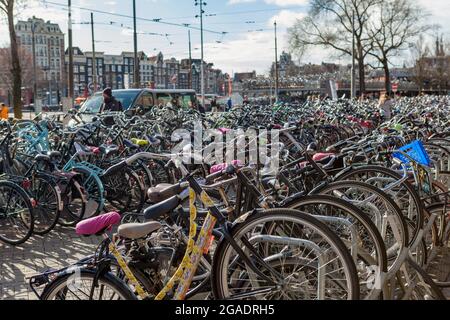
{"left": 1, "top": 228, "right": 101, "bottom": 300}
{"left": 1, "top": 226, "right": 448, "bottom": 300}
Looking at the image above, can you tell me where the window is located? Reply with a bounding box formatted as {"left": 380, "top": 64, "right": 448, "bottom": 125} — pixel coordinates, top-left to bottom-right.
{"left": 135, "top": 92, "right": 154, "bottom": 108}
{"left": 80, "top": 65, "right": 85, "bottom": 72}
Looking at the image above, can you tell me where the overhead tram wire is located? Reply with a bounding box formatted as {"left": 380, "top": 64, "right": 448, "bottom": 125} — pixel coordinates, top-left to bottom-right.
{"left": 41, "top": 0, "right": 226, "bottom": 35}
{"left": 130, "top": 6, "right": 305, "bottom": 21}
{"left": 41, "top": 1, "right": 304, "bottom": 34}
{"left": 72, "top": 21, "right": 173, "bottom": 38}
{"left": 71, "top": 20, "right": 272, "bottom": 59}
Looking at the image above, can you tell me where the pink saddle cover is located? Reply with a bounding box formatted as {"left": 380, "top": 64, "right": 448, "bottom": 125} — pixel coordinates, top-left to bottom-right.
{"left": 210, "top": 160, "right": 243, "bottom": 174}
{"left": 88, "top": 146, "right": 100, "bottom": 154}
{"left": 76, "top": 212, "right": 121, "bottom": 236}
{"left": 312, "top": 153, "right": 335, "bottom": 162}
{"left": 218, "top": 128, "right": 231, "bottom": 134}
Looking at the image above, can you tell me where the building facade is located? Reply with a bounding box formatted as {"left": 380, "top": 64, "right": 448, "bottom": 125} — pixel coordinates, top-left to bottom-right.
{"left": 64, "top": 50, "right": 225, "bottom": 96}
{"left": 15, "top": 16, "right": 66, "bottom": 105}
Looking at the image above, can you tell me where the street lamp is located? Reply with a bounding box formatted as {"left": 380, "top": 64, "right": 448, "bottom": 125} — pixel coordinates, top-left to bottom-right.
{"left": 31, "top": 20, "right": 39, "bottom": 115}
{"left": 195, "top": 0, "right": 206, "bottom": 110}
{"left": 351, "top": 12, "right": 356, "bottom": 99}
{"left": 274, "top": 21, "right": 279, "bottom": 103}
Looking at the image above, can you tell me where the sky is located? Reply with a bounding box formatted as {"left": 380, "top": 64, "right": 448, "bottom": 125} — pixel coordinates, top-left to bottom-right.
{"left": 0, "top": 0, "right": 449, "bottom": 75}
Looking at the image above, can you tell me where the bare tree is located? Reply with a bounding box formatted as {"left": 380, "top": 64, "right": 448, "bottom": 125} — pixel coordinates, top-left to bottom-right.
{"left": 410, "top": 35, "right": 430, "bottom": 93}
{"left": 0, "top": 0, "right": 23, "bottom": 118}
{"left": 288, "top": 0, "right": 382, "bottom": 96}
{"left": 366, "top": 0, "right": 429, "bottom": 94}
{"left": 0, "top": 46, "right": 44, "bottom": 92}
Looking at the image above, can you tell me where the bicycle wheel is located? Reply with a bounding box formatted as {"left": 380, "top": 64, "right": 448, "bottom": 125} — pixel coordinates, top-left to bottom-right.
{"left": 0, "top": 181, "right": 34, "bottom": 245}
{"left": 392, "top": 256, "right": 446, "bottom": 300}
{"left": 40, "top": 268, "right": 137, "bottom": 300}
{"left": 212, "top": 208, "right": 360, "bottom": 300}
{"left": 59, "top": 179, "right": 87, "bottom": 227}
{"left": 284, "top": 194, "right": 387, "bottom": 299}
{"left": 146, "top": 159, "right": 171, "bottom": 184}
{"left": 102, "top": 167, "right": 145, "bottom": 214}
{"left": 313, "top": 181, "right": 409, "bottom": 271}
{"left": 335, "top": 165, "right": 423, "bottom": 247}
{"left": 29, "top": 176, "right": 61, "bottom": 235}
{"left": 72, "top": 167, "right": 104, "bottom": 218}
{"left": 132, "top": 160, "right": 153, "bottom": 189}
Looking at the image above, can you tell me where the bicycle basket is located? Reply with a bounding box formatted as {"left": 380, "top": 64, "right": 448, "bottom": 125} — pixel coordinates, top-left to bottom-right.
{"left": 393, "top": 140, "right": 431, "bottom": 167}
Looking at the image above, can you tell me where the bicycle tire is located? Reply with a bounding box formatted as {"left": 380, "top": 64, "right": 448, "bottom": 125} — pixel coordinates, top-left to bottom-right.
{"left": 284, "top": 194, "right": 388, "bottom": 299}
{"left": 0, "top": 180, "right": 34, "bottom": 245}
{"left": 212, "top": 208, "right": 360, "bottom": 300}
{"left": 59, "top": 179, "right": 87, "bottom": 227}
{"left": 312, "top": 180, "right": 409, "bottom": 270}
{"left": 29, "top": 175, "right": 61, "bottom": 235}
{"left": 334, "top": 165, "right": 423, "bottom": 247}
{"left": 40, "top": 268, "right": 138, "bottom": 300}
{"left": 71, "top": 166, "right": 104, "bottom": 218}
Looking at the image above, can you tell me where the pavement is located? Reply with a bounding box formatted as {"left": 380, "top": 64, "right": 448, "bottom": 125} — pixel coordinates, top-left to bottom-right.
{"left": 1, "top": 224, "right": 449, "bottom": 300}
{"left": 8, "top": 111, "right": 65, "bottom": 120}
{"left": 0, "top": 226, "right": 102, "bottom": 300}
{"left": 425, "top": 246, "right": 450, "bottom": 298}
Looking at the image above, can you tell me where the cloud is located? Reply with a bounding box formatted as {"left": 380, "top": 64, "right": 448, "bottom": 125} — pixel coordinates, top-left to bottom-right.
{"left": 416, "top": 0, "right": 450, "bottom": 33}
{"left": 268, "top": 10, "right": 305, "bottom": 28}
{"left": 228, "top": 0, "right": 256, "bottom": 4}
{"left": 0, "top": 0, "right": 69, "bottom": 46}
{"left": 264, "top": 0, "right": 309, "bottom": 6}
{"left": 199, "top": 27, "right": 329, "bottom": 74}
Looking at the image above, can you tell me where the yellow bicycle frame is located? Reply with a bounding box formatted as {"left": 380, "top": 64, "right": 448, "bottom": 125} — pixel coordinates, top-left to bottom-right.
{"left": 106, "top": 186, "right": 217, "bottom": 300}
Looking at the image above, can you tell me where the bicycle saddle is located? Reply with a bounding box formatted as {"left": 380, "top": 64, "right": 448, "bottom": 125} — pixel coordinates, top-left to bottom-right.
{"left": 147, "top": 135, "right": 161, "bottom": 146}
{"left": 99, "top": 144, "right": 119, "bottom": 156}
{"left": 117, "top": 221, "right": 162, "bottom": 240}
{"left": 312, "top": 153, "right": 335, "bottom": 162}
{"left": 34, "top": 154, "right": 51, "bottom": 163}
{"left": 143, "top": 195, "right": 181, "bottom": 220}
{"left": 123, "top": 139, "right": 140, "bottom": 150}
{"left": 147, "top": 182, "right": 189, "bottom": 203}
{"left": 75, "top": 212, "right": 121, "bottom": 236}
{"left": 131, "top": 138, "right": 149, "bottom": 147}
{"left": 74, "top": 142, "right": 94, "bottom": 157}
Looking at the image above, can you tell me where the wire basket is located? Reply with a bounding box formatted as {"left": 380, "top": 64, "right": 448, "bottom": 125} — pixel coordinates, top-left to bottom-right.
{"left": 393, "top": 140, "right": 432, "bottom": 167}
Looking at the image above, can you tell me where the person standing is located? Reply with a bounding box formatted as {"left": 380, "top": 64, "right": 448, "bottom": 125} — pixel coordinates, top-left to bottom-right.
{"left": 101, "top": 88, "right": 123, "bottom": 112}
{"left": 227, "top": 97, "right": 232, "bottom": 111}
{"left": 210, "top": 96, "right": 218, "bottom": 113}
{"left": 378, "top": 93, "right": 393, "bottom": 122}
{"left": 0, "top": 103, "right": 9, "bottom": 120}
{"left": 243, "top": 95, "right": 250, "bottom": 105}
